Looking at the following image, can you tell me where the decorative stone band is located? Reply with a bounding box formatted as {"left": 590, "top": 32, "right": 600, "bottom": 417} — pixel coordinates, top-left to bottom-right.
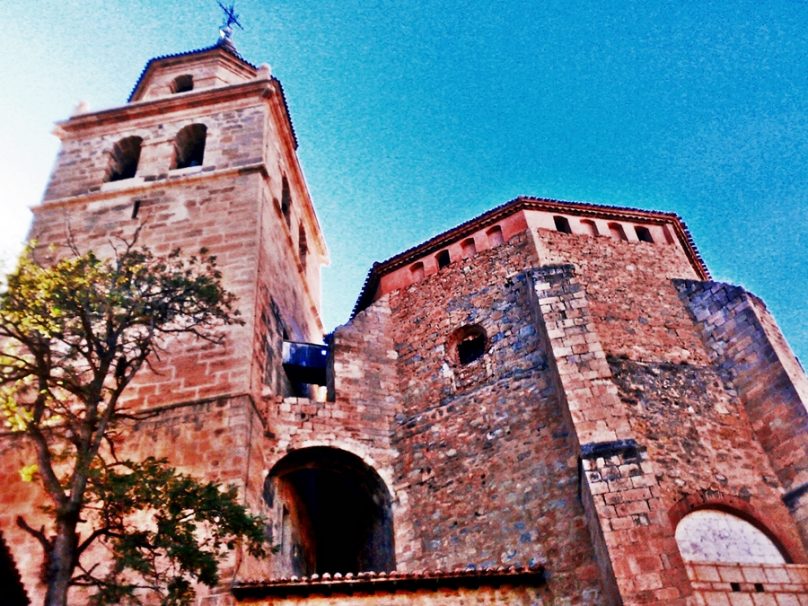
{"left": 232, "top": 565, "right": 545, "bottom": 599}
{"left": 579, "top": 438, "right": 641, "bottom": 460}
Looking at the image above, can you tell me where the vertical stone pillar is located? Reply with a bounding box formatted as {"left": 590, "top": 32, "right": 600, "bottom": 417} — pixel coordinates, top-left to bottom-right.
{"left": 529, "top": 265, "right": 691, "bottom": 604}
{"left": 676, "top": 280, "right": 808, "bottom": 550}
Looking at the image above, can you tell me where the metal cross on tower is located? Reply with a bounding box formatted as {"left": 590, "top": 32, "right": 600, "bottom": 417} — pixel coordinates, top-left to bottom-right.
{"left": 217, "top": 1, "right": 243, "bottom": 42}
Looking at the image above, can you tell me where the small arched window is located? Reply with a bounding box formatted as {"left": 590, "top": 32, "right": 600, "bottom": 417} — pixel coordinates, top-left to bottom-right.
{"left": 608, "top": 222, "right": 628, "bottom": 241}
{"left": 553, "top": 216, "right": 572, "bottom": 234}
{"left": 581, "top": 219, "right": 599, "bottom": 236}
{"left": 635, "top": 225, "right": 654, "bottom": 243}
{"left": 298, "top": 223, "right": 308, "bottom": 270}
{"left": 105, "top": 136, "right": 143, "bottom": 182}
{"left": 172, "top": 124, "right": 206, "bottom": 169}
{"left": 170, "top": 74, "right": 194, "bottom": 94}
{"left": 281, "top": 176, "right": 292, "bottom": 226}
{"left": 451, "top": 325, "right": 487, "bottom": 365}
{"left": 486, "top": 225, "right": 504, "bottom": 246}
{"left": 436, "top": 250, "right": 451, "bottom": 269}
{"left": 675, "top": 509, "right": 789, "bottom": 564}
{"left": 461, "top": 238, "right": 476, "bottom": 258}
{"left": 410, "top": 262, "right": 425, "bottom": 282}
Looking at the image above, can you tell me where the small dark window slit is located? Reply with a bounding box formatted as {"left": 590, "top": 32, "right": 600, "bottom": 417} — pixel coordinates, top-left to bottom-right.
{"left": 436, "top": 250, "right": 451, "bottom": 269}
{"left": 553, "top": 216, "right": 572, "bottom": 234}
{"left": 131, "top": 199, "right": 141, "bottom": 219}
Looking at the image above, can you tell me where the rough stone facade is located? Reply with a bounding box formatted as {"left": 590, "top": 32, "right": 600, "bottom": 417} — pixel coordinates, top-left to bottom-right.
{"left": 1, "top": 40, "right": 807, "bottom": 606}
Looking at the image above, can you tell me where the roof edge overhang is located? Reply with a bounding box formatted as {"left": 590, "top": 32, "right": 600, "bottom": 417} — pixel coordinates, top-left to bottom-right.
{"left": 232, "top": 565, "right": 544, "bottom": 599}
{"left": 351, "top": 196, "right": 710, "bottom": 318}
{"left": 127, "top": 42, "right": 257, "bottom": 103}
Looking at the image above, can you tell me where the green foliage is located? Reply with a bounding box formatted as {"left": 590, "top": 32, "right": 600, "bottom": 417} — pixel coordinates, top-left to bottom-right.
{"left": 0, "top": 239, "right": 264, "bottom": 606}
{"left": 80, "top": 458, "right": 266, "bottom": 606}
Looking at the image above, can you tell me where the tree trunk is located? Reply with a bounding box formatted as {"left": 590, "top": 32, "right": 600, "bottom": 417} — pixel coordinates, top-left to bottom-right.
{"left": 44, "top": 517, "right": 78, "bottom": 606}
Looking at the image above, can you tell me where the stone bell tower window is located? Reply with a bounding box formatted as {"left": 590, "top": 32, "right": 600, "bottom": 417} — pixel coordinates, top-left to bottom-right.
{"left": 172, "top": 124, "right": 207, "bottom": 169}
{"left": 105, "top": 136, "right": 143, "bottom": 182}
{"left": 170, "top": 74, "right": 194, "bottom": 93}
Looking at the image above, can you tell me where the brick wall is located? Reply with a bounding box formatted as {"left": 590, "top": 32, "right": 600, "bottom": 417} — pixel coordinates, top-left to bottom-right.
{"left": 685, "top": 562, "right": 808, "bottom": 605}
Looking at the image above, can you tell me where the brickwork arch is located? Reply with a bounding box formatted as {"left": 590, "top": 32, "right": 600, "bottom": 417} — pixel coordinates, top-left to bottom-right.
{"left": 669, "top": 493, "right": 801, "bottom": 564}
{"left": 264, "top": 446, "right": 396, "bottom": 577}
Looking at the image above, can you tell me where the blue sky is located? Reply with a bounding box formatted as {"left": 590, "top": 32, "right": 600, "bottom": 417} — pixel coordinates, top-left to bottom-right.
{"left": 0, "top": 1, "right": 805, "bottom": 361}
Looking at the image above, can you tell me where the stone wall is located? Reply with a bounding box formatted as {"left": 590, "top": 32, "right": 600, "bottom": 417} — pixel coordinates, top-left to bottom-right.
{"left": 384, "top": 233, "right": 602, "bottom": 603}
{"left": 676, "top": 280, "right": 808, "bottom": 552}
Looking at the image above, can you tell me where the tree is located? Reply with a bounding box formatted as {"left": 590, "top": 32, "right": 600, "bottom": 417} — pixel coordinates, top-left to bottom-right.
{"left": 0, "top": 239, "right": 266, "bottom": 606}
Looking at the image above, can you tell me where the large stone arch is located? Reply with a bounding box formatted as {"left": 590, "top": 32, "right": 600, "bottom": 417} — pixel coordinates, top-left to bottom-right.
{"left": 669, "top": 493, "right": 798, "bottom": 564}
{"left": 264, "top": 446, "right": 396, "bottom": 577}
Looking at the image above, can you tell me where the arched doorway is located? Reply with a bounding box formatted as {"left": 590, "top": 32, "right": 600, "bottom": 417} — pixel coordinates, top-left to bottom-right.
{"left": 265, "top": 447, "right": 395, "bottom": 576}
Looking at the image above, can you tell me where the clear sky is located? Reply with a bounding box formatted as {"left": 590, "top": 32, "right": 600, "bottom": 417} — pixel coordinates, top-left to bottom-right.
{"left": 1, "top": 1, "right": 805, "bottom": 361}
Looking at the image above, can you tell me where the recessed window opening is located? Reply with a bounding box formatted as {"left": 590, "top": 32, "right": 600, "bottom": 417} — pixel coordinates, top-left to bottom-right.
{"left": 754, "top": 583, "right": 765, "bottom": 593}
{"left": 436, "top": 250, "right": 451, "bottom": 269}
{"left": 608, "top": 222, "right": 628, "bottom": 241}
{"left": 265, "top": 447, "right": 395, "bottom": 576}
{"left": 281, "top": 176, "right": 292, "bottom": 226}
{"left": 635, "top": 226, "right": 654, "bottom": 243}
{"left": 730, "top": 582, "right": 741, "bottom": 592}
{"left": 106, "top": 136, "right": 143, "bottom": 182}
{"left": 461, "top": 238, "right": 476, "bottom": 258}
{"left": 410, "top": 262, "right": 424, "bottom": 282}
{"left": 662, "top": 225, "right": 675, "bottom": 245}
{"left": 131, "top": 199, "right": 141, "bottom": 219}
{"left": 170, "top": 74, "right": 194, "bottom": 94}
{"left": 675, "top": 508, "right": 789, "bottom": 564}
{"left": 298, "top": 223, "right": 308, "bottom": 270}
{"left": 172, "top": 124, "right": 206, "bottom": 169}
{"left": 486, "top": 225, "right": 504, "bottom": 246}
{"left": 451, "top": 324, "right": 487, "bottom": 365}
{"left": 553, "top": 216, "right": 572, "bottom": 234}
{"left": 581, "top": 219, "right": 599, "bottom": 236}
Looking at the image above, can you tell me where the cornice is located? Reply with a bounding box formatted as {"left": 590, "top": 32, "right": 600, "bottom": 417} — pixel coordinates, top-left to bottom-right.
{"left": 55, "top": 79, "right": 278, "bottom": 136}
{"left": 351, "top": 196, "right": 710, "bottom": 317}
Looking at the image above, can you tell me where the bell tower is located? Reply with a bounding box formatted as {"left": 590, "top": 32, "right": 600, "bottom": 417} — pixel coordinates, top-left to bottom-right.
{"left": 31, "top": 34, "right": 329, "bottom": 409}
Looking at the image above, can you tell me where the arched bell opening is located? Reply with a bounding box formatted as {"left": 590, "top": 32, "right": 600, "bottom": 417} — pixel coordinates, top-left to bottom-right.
{"left": 264, "top": 447, "right": 395, "bottom": 577}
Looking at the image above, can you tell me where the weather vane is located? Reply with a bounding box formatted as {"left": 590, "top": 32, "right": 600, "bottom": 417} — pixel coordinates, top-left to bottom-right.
{"left": 217, "top": 1, "right": 243, "bottom": 43}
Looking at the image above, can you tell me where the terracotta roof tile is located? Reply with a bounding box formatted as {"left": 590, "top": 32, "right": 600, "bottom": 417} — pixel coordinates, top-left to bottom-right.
{"left": 127, "top": 40, "right": 256, "bottom": 102}
{"left": 233, "top": 564, "right": 544, "bottom": 599}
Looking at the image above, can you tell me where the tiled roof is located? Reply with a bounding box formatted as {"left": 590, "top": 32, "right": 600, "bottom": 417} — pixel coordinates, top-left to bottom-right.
{"left": 351, "top": 195, "right": 710, "bottom": 317}
{"left": 127, "top": 40, "right": 257, "bottom": 102}
{"left": 124, "top": 42, "right": 298, "bottom": 149}
{"left": 232, "top": 564, "right": 544, "bottom": 599}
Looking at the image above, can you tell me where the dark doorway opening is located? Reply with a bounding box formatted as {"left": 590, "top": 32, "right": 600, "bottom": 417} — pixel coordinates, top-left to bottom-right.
{"left": 265, "top": 447, "right": 395, "bottom": 577}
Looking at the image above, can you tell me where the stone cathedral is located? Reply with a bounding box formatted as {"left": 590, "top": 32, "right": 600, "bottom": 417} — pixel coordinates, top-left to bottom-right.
{"left": 1, "top": 31, "right": 807, "bottom": 606}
